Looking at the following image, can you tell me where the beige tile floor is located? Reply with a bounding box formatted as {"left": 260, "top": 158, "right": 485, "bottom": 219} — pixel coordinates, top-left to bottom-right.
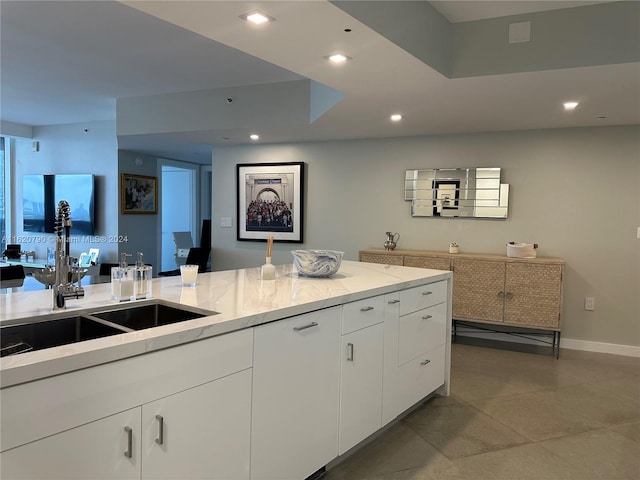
{"left": 325, "top": 341, "right": 640, "bottom": 480}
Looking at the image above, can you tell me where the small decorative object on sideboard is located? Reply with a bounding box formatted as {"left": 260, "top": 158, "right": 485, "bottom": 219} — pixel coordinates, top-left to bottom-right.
{"left": 506, "top": 241, "right": 538, "bottom": 258}
{"left": 383, "top": 231, "right": 400, "bottom": 251}
{"left": 449, "top": 242, "right": 459, "bottom": 254}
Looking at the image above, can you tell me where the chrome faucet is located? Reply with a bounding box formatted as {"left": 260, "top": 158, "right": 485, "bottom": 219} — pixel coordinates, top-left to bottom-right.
{"left": 53, "top": 200, "right": 84, "bottom": 310}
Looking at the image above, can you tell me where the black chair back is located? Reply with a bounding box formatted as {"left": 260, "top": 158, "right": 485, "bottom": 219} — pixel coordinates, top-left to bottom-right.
{"left": 200, "top": 219, "right": 211, "bottom": 249}
{"left": 1, "top": 265, "right": 26, "bottom": 288}
{"left": 99, "top": 263, "right": 120, "bottom": 276}
{"left": 158, "top": 247, "right": 210, "bottom": 277}
{"left": 185, "top": 247, "right": 210, "bottom": 273}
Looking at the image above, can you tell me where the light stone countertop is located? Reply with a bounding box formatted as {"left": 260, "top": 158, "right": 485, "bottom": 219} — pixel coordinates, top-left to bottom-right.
{"left": 1, "top": 261, "right": 451, "bottom": 388}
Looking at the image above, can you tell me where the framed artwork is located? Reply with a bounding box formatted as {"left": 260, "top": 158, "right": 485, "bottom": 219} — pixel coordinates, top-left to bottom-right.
{"left": 433, "top": 180, "right": 460, "bottom": 215}
{"left": 120, "top": 173, "right": 157, "bottom": 214}
{"left": 237, "top": 162, "right": 304, "bottom": 242}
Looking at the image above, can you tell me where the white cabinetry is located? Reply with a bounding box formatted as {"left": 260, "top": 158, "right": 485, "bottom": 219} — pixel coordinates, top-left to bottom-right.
{"left": 396, "top": 281, "right": 449, "bottom": 413}
{"left": 1, "top": 408, "right": 141, "bottom": 480}
{"left": 2, "top": 371, "right": 252, "bottom": 480}
{"left": 1, "top": 329, "right": 253, "bottom": 480}
{"left": 382, "top": 292, "right": 400, "bottom": 424}
{"left": 141, "top": 369, "right": 251, "bottom": 480}
{"left": 1, "top": 274, "right": 452, "bottom": 480}
{"left": 251, "top": 307, "right": 341, "bottom": 480}
{"left": 339, "top": 296, "right": 384, "bottom": 455}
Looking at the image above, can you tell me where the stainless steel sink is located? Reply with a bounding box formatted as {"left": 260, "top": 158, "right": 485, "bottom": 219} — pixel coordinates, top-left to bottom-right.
{"left": 91, "top": 301, "right": 216, "bottom": 331}
{"left": 0, "top": 315, "right": 124, "bottom": 357}
{"left": 0, "top": 300, "right": 218, "bottom": 357}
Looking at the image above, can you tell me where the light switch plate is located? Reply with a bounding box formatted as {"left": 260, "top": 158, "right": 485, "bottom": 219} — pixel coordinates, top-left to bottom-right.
{"left": 220, "top": 217, "right": 232, "bottom": 228}
{"left": 584, "top": 297, "right": 595, "bottom": 311}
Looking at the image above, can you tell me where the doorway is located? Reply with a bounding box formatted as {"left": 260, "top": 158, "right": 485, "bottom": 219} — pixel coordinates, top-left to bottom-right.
{"left": 160, "top": 160, "right": 198, "bottom": 272}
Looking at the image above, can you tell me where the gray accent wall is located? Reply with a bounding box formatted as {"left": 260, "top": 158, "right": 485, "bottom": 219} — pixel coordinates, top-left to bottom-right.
{"left": 211, "top": 125, "right": 640, "bottom": 348}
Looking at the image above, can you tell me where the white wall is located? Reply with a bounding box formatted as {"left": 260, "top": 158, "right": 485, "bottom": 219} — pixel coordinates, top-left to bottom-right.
{"left": 12, "top": 120, "right": 119, "bottom": 262}
{"left": 211, "top": 125, "right": 640, "bottom": 349}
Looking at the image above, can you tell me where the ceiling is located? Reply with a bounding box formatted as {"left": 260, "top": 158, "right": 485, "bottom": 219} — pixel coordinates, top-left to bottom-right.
{"left": 1, "top": 0, "right": 637, "bottom": 163}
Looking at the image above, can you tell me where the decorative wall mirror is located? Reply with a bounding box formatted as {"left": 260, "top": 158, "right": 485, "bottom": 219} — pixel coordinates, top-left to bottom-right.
{"left": 404, "top": 167, "right": 509, "bottom": 218}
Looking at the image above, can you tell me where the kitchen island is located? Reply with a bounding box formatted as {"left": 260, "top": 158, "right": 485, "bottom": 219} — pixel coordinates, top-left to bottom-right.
{"left": 1, "top": 260, "right": 452, "bottom": 480}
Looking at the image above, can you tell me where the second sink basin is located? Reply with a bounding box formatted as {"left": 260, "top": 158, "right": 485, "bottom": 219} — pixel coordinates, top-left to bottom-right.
{"left": 91, "top": 301, "right": 216, "bottom": 331}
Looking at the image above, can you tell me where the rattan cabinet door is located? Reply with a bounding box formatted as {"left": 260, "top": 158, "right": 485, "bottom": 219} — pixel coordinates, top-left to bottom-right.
{"left": 452, "top": 258, "right": 505, "bottom": 322}
{"left": 504, "top": 263, "right": 562, "bottom": 329}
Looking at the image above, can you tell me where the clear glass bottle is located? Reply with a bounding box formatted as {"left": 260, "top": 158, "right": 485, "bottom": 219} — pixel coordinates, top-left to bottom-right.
{"left": 111, "top": 253, "right": 135, "bottom": 302}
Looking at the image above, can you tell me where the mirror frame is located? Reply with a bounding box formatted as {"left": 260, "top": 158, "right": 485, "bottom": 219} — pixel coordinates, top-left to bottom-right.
{"left": 404, "top": 167, "right": 509, "bottom": 219}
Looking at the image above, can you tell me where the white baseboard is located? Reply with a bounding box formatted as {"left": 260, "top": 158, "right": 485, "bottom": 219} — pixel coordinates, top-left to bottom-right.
{"left": 454, "top": 329, "right": 640, "bottom": 358}
{"left": 559, "top": 338, "right": 640, "bottom": 358}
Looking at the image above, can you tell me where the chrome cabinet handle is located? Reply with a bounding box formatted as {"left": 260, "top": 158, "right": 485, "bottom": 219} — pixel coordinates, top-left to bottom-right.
{"left": 293, "top": 322, "right": 319, "bottom": 332}
{"left": 422, "top": 291, "right": 433, "bottom": 296}
{"left": 387, "top": 299, "right": 400, "bottom": 304}
{"left": 420, "top": 359, "right": 431, "bottom": 366}
{"left": 347, "top": 343, "right": 354, "bottom": 361}
{"left": 360, "top": 306, "right": 374, "bottom": 312}
{"left": 124, "top": 426, "right": 133, "bottom": 458}
{"left": 155, "top": 415, "right": 164, "bottom": 445}
{"left": 422, "top": 315, "right": 433, "bottom": 320}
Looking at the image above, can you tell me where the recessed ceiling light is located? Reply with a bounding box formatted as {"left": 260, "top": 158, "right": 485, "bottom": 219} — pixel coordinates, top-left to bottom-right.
{"left": 390, "top": 114, "right": 403, "bottom": 122}
{"left": 327, "top": 53, "right": 351, "bottom": 64}
{"left": 563, "top": 101, "right": 579, "bottom": 110}
{"left": 240, "top": 10, "right": 275, "bottom": 25}
{"left": 250, "top": 134, "right": 260, "bottom": 141}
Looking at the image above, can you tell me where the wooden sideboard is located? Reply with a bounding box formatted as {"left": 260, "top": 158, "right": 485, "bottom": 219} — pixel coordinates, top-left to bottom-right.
{"left": 360, "top": 249, "right": 564, "bottom": 355}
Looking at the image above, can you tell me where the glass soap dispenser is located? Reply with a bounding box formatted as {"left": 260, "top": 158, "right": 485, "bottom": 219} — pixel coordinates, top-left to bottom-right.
{"left": 135, "top": 251, "right": 152, "bottom": 299}
{"left": 111, "top": 253, "right": 135, "bottom": 302}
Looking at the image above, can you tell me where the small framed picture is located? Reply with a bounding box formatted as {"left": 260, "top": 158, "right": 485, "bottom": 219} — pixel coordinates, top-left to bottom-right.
{"left": 120, "top": 173, "right": 157, "bottom": 214}
{"left": 237, "top": 162, "right": 304, "bottom": 242}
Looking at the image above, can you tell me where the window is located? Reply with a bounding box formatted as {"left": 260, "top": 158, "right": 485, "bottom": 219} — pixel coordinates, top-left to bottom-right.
{"left": 0, "top": 137, "right": 5, "bottom": 253}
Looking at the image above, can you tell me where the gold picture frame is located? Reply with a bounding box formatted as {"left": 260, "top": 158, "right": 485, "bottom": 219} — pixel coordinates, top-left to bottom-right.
{"left": 120, "top": 173, "right": 157, "bottom": 214}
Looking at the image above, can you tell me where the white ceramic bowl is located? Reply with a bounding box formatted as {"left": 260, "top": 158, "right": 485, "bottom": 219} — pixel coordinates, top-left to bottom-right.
{"left": 291, "top": 250, "right": 344, "bottom": 277}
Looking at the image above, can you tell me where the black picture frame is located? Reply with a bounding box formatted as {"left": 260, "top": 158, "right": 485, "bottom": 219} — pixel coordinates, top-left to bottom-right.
{"left": 433, "top": 180, "right": 460, "bottom": 216}
{"left": 237, "top": 162, "right": 304, "bottom": 242}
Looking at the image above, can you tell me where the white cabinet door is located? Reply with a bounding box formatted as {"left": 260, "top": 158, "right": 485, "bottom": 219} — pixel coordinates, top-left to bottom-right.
{"left": 339, "top": 322, "right": 384, "bottom": 455}
{"left": 251, "top": 307, "right": 341, "bottom": 480}
{"left": 382, "top": 292, "right": 400, "bottom": 424}
{"left": 396, "top": 344, "right": 446, "bottom": 414}
{"left": 141, "top": 368, "right": 252, "bottom": 480}
{"left": 0, "top": 408, "right": 141, "bottom": 480}
{"left": 398, "top": 302, "right": 447, "bottom": 365}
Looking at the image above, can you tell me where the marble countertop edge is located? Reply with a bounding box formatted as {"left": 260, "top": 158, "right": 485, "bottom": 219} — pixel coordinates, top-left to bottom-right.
{"left": 1, "top": 261, "right": 451, "bottom": 387}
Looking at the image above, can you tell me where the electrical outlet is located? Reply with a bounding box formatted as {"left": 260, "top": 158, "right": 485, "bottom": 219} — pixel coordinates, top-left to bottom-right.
{"left": 584, "top": 297, "right": 595, "bottom": 311}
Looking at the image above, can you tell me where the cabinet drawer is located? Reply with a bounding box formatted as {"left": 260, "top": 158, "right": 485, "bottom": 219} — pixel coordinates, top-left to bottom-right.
{"left": 399, "top": 281, "right": 447, "bottom": 316}
{"left": 342, "top": 295, "right": 385, "bottom": 334}
{"left": 398, "top": 302, "right": 447, "bottom": 365}
{"left": 396, "top": 344, "right": 446, "bottom": 414}
{"left": 359, "top": 253, "right": 403, "bottom": 266}
{"left": 404, "top": 255, "right": 451, "bottom": 271}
